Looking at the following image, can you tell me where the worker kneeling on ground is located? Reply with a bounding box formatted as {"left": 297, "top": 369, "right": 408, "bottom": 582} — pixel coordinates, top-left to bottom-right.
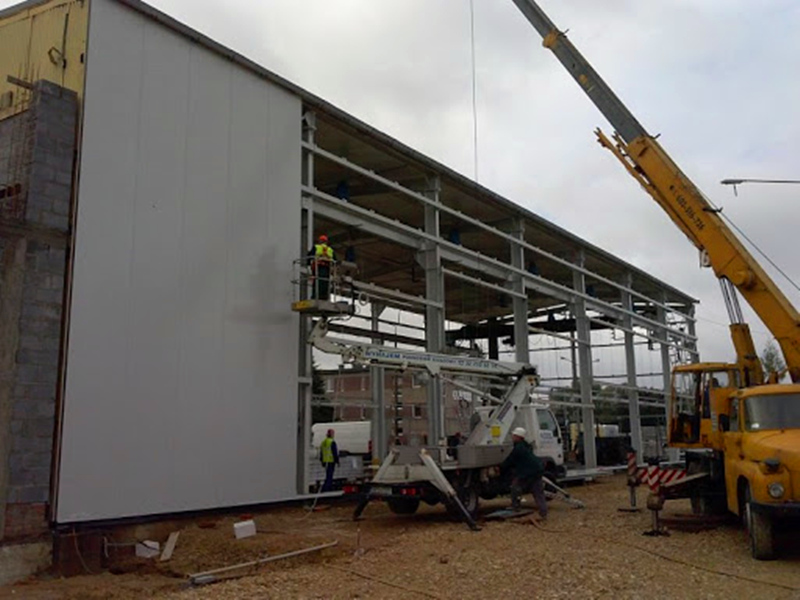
{"left": 501, "top": 427, "right": 547, "bottom": 520}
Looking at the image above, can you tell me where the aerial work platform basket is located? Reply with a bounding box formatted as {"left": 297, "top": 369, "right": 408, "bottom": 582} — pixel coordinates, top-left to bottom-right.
{"left": 290, "top": 257, "right": 357, "bottom": 317}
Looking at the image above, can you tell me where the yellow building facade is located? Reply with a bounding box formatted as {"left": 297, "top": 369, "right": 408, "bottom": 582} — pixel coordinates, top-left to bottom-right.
{"left": 0, "top": 0, "right": 88, "bottom": 116}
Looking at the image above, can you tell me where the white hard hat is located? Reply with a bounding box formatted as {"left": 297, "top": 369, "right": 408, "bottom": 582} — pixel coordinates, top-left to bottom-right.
{"left": 512, "top": 427, "right": 527, "bottom": 438}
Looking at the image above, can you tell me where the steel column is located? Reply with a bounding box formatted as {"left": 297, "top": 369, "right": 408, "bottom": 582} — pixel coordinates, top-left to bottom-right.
{"left": 657, "top": 295, "right": 673, "bottom": 405}
{"left": 657, "top": 293, "right": 676, "bottom": 460}
{"left": 685, "top": 304, "right": 700, "bottom": 363}
{"left": 297, "top": 111, "right": 316, "bottom": 493}
{"left": 572, "top": 252, "right": 597, "bottom": 469}
{"left": 510, "top": 219, "right": 530, "bottom": 363}
{"left": 420, "top": 177, "right": 445, "bottom": 444}
{"left": 621, "top": 273, "right": 643, "bottom": 456}
{"left": 371, "top": 303, "right": 387, "bottom": 460}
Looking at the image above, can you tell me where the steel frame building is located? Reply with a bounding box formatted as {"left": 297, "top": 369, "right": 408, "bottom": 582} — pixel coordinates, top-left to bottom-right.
{"left": 297, "top": 104, "right": 698, "bottom": 487}
{"left": 0, "top": 0, "right": 698, "bottom": 553}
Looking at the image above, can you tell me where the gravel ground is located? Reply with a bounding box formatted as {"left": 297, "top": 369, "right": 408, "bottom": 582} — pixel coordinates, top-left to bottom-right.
{"left": 3, "top": 475, "right": 800, "bottom": 599}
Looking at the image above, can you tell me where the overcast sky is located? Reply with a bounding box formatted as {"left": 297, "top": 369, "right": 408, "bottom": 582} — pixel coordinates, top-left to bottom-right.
{"left": 7, "top": 0, "right": 800, "bottom": 369}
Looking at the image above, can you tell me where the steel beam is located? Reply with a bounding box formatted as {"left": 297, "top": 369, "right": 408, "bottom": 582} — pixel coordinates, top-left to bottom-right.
{"left": 304, "top": 188, "right": 695, "bottom": 344}
{"left": 302, "top": 141, "right": 693, "bottom": 321}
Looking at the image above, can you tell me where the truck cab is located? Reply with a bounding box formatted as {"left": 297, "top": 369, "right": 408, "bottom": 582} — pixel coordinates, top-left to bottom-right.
{"left": 721, "top": 384, "right": 800, "bottom": 559}
{"left": 669, "top": 363, "right": 741, "bottom": 451}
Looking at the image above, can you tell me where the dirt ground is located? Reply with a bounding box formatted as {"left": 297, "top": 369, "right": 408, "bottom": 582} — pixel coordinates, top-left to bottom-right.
{"left": 3, "top": 474, "right": 800, "bottom": 599}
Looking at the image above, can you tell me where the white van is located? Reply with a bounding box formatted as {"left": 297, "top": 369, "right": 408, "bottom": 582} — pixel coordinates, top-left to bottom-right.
{"left": 311, "top": 421, "right": 371, "bottom": 457}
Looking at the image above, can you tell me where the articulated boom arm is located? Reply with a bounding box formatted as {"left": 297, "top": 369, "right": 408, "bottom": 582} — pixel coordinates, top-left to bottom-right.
{"left": 463, "top": 375, "right": 537, "bottom": 446}
{"left": 513, "top": 0, "right": 800, "bottom": 382}
{"left": 309, "top": 319, "right": 532, "bottom": 377}
{"left": 310, "top": 318, "right": 540, "bottom": 446}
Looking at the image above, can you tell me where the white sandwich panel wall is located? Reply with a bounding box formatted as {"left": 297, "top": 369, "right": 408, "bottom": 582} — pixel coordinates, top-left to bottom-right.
{"left": 57, "top": 0, "right": 301, "bottom": 522}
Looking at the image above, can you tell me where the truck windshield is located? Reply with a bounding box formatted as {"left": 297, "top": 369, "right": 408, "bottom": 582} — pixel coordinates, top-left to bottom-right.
{"left": 744, "top": 394, "right": 800, "bottom": 431}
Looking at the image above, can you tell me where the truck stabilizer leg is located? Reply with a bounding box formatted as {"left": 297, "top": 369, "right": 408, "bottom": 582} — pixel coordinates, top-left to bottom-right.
{"left": 543, "top": 476, "right": 585, "bottom": 509}
{"left": 418, "top": 450, "right": 481, "bottom": 531}
{"left": 446, "top": 496, "right": 481, "bottom": 531}
{"left": 352, "top": 495, "right": 370, "bottom": 520}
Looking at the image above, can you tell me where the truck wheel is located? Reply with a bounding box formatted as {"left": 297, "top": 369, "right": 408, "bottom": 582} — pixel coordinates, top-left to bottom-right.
{"left": 387, "top": 497, "right": 420, "bottom": 515}
{"left": 458, "top": 485, "right": 479, "bottom": 517}
{"left": 446, "top": 484, "right": 479, "bottom": 519}
{"left": 745, "top": 486, "right": 775, "bottom": 560}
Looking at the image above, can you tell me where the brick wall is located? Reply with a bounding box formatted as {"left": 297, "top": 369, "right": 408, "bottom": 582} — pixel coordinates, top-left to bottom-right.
{"left": 0, "top": 80, "right": 76, "bottom": 541}
{"left": 320, "top": 369, "right": 475, "bottom": 444}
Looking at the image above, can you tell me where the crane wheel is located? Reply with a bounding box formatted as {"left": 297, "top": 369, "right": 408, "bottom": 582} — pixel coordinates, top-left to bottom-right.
{"left": 745, "top": 486, "right": 775, "bottom": 560}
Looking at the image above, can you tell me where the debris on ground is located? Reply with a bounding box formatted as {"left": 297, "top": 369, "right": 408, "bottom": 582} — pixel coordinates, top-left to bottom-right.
{"left": 2, "top": 475, "right": 799, "bottom": 600}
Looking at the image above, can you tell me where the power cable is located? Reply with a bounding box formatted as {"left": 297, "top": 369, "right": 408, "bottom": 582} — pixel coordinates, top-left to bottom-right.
{"left": 469, "top": 0, "right": 479, "bottom": 182}
{"left": 703, "top": 192, "right": 800, "bottom": 295}
{"left": 72, "top": 528, "right": 97, "bottom": 575}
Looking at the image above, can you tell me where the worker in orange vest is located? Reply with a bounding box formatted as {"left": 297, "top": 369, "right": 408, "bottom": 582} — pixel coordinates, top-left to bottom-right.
{"left": 308, "top": 234, "right": 335, "bottom": 300}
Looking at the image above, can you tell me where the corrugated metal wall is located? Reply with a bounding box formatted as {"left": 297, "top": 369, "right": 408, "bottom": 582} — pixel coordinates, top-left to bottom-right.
{"left": 57, "top": 0, "right": 302, "bottom": 522}
{"left": 0, "top": 0, "right": 88, "bottom": 111}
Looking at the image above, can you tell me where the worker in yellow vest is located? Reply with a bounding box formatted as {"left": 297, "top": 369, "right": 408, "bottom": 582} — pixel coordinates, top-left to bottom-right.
{"left": 320, "top": 428, "right": 340, "bottom": 492}
{"left": 308, "top": 234, "right": 335, "bottom": 300}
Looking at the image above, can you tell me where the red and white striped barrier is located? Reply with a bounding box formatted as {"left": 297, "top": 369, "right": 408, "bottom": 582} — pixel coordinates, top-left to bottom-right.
{"left": 639, "top": 465, "right": 687, "bottom": 492}
{"left": 625, "top": 451, "right": 687, "bottom": 494}
{"left": 626, "top": 452, "right": 638, "bottom": 479}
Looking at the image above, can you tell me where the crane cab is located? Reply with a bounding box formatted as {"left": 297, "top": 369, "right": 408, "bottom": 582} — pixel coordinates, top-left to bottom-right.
{"left": 669, "top": 363, "right": 741, "bottom": 451}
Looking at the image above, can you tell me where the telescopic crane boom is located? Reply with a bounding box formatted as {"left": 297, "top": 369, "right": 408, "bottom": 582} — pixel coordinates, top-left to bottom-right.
{"left": 511, "top": 0, "right": 800, "bottom": 383}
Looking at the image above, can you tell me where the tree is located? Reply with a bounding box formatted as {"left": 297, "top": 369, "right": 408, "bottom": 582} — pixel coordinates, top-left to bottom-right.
{"left": 761, "top": 341, "right": 786, "bottom": 382}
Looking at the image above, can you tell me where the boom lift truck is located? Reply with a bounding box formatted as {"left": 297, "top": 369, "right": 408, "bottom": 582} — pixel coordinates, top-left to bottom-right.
{"left": 510, "top": 0, "right": 800, "bottom": 559}
{"left": 301, "top": 316, "right": 578, "bottom": 529}
{"left": 293, "top": 271, "right": 575, "bottom": 529}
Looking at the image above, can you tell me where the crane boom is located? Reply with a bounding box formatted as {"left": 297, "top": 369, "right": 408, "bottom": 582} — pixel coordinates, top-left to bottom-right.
{"left": 512, "top": 0, "right": 800, "bottom": 382}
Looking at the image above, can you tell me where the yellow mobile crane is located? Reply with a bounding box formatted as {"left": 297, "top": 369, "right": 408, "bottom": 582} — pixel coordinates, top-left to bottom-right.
{"left": 511, "top": 1, "right": 800, "bottom": 559}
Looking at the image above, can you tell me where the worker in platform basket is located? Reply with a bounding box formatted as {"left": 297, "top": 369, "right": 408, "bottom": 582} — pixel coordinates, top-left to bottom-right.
{"left": 320, "top": 428, "right": 340, "bottom": 492}
{"left": 501, "top": 427, "right": 547, "bottom": 520}
{"left": 308, "top": 234, "right": 335, "bottom": 300}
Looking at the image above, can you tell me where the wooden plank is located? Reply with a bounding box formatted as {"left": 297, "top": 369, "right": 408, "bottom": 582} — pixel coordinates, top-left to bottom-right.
{"left": 189, "top": 541, "right": 338, "bottom": 583}
{"left": 160, "top": 531, "right": 180, "bottom": 562}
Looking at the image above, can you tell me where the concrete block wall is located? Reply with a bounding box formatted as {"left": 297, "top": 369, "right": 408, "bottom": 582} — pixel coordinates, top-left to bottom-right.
{"left": 0, "top": 109, "right": 31, "bottom": 221}
{"left": 0, "top": 80, "right": 76, "bottom": 542}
